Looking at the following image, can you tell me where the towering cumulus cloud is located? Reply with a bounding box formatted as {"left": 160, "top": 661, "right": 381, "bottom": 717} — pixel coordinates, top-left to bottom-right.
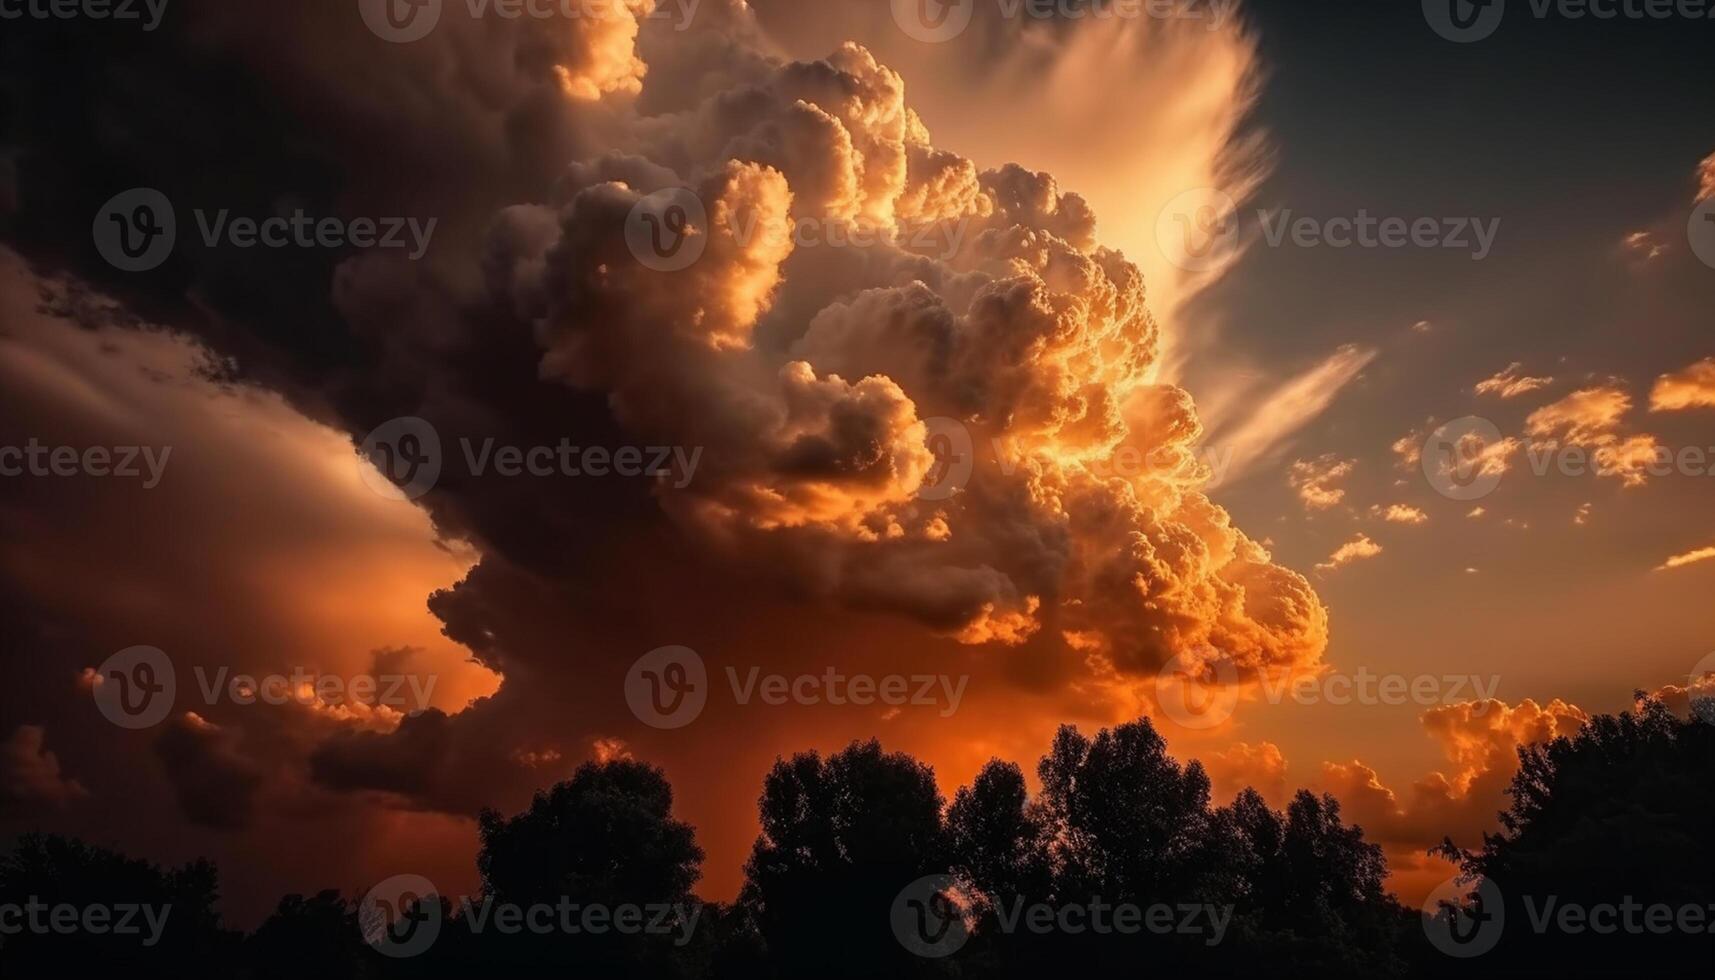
{"left": 480, "top": 31, "right": 1327, "bottom": 678}
{"left": 0, "top": 0, "right": 1324, "bottom": 908}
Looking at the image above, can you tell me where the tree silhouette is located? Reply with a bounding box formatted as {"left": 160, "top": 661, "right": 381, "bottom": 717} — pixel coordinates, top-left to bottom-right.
{"left": 13, "top": 701, "right": 1712, "bottom": 977}
{"left": 463, "top": 758, "right": 706, "bottom": 978}
{"left": 1432, "top": 695, "right": 1715, "bottom": 976}
{"left": 0, "top": 834, "right": 237, "bottom": 979}
{"left": 741, "top": 739, "right": 947, "bottom": 979}
{"left": 477, "top": 758, "right": 703, "bottom": 909}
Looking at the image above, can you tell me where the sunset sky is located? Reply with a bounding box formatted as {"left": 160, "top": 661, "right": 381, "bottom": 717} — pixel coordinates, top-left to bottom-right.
{"left": 1, "top": 0, "right": 1712, "bottom": 926}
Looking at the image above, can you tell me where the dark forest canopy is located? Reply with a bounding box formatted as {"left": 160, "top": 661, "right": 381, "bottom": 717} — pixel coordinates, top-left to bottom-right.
{"left": 2, "top": 700, "right": 1710, "bottom": 979}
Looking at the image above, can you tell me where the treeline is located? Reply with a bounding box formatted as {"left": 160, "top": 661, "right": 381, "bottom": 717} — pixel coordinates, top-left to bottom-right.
{"left": 2, "top": 701, "right": 1710, "bottom": 978}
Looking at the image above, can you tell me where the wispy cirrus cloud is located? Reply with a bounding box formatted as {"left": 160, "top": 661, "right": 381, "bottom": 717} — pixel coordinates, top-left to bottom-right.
{"left": 1474, "top": 361, "right": 1553, "bottom": 399}
{"left": 1655, "top": 544, "right": 1715, "bottom": 571}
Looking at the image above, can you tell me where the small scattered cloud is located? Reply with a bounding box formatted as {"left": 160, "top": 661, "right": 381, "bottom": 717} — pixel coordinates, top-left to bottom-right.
{"left": 1289, "top": 454, "right": 1356, "bottom": 511}
{"left": 1573, "top": 502, "right": 1592, "bottom": 526}
{"left": 1650, "top": 357, "right": 1715, "bottom": 412}
{"left": 1373, "top": 504, "right": 1428, "bottom": 525}
{"left": 1621, "top": 230, "right": 1669, "bottom": 260}
{"left": 1317, "top": 533, "right": 1383, "bottom": 571}
{"left": 1411, "top": 320, "right": 1434, "bottom": 334}
{"left": 1474, "top": 362, "right": 1553, "bottom": 399}
{"left": 1526, "top": 384, "right": 1662, "bottom": 487}
{"left": 0, "top": 725, "right": 89, "bottom": 814}
{"left": 1466, "top": 506, "right": 1486, "bottom": 519}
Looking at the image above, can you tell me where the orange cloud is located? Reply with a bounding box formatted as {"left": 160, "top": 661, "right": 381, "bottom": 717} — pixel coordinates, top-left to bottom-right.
{"left": 1650, "top": 356, "right": 1715, "bottom": 412}
{"left": 1655, "top": 544, "right": 1715, "bottom": 571}
{"left": 1474, "top": 362, "right": 1553, "bottom": 399}
{"left": 1525, "top": 384, "right": 1662, "bottom": 487}
{"left": 1289, "top": 454, "right": 1356, "bottom": 510}
{"left": 1316, "top": 533, "right": 1382, "bottom": 572}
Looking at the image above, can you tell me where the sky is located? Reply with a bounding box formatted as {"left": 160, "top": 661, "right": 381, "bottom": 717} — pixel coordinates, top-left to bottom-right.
{"left": 0, "top": 0, "right": 1712, "bottom": 925}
